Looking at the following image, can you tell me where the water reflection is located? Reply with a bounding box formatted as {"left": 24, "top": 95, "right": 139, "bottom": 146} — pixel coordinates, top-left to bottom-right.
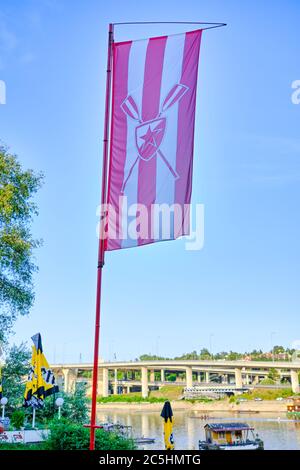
{"left": 97, "top": 409, "right": 300, "bottom": 450}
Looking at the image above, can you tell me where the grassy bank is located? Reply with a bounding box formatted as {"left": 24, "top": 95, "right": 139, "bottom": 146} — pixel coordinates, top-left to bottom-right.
{"left": 96, "top": 386, "right": 296, "bottom": 406}
{"left": 150, "top": 386, "right": 183, "bottom": 400}
{"left": 234, "top": 388, "right": 294, "bottom": 401}
{"left": 97, "top": 394, "right": 167, "bottom": 403}
{"left": 97, "top": 385, "right": 184, "bottom": 403}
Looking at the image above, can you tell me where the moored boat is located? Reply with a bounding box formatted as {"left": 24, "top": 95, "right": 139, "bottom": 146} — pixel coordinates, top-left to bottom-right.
{"left": 287, "top": 397, "right": 300, "bottom": 419}
{"left": 134, "top": 437, "right": 156, "bottom": 444}
{"left": 199, "top": 422, "right": 264, "bottom": 450}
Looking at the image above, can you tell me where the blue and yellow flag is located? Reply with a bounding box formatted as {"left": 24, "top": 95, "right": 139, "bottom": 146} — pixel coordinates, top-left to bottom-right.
{"left": 161, "top": 400, "right": 174, "bottom": 450}
{"left": 24, "top": 333, "right": 59, "bottom": 408}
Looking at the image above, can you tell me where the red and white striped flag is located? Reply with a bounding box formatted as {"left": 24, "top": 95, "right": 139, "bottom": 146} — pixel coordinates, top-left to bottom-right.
{"left": 105, "top": 29, "right": 202, "bottom": 250}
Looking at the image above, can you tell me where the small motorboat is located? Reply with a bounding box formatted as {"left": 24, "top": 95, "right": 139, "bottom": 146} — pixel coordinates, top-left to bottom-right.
{"left": 190, "top": 414, "right": 210, "bottom": 420}
{"left": 199, "top": 422, "right": 264, "bottom": 450}
{"left": 134, "top": 437, "right": 156, "bottom": 444}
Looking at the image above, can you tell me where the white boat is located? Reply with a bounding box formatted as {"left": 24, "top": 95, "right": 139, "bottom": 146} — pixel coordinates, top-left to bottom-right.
{"left": 199, "top": 422, "right": 264, "bottom": 450}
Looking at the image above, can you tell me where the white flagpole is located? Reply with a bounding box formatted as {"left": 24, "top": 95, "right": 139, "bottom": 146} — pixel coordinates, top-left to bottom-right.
{"left": 32, "top": 407, "right": 36, "bottom": 428}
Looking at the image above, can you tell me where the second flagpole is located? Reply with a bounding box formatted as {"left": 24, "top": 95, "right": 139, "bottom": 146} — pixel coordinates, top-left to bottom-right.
{"left": 89, "top": 23, "right": 114, "bottom": 451}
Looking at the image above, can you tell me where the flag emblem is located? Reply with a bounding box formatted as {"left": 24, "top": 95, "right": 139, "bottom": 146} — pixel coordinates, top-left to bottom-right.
{"left": 135, "top": 118, "right": 166, "bottom": 161}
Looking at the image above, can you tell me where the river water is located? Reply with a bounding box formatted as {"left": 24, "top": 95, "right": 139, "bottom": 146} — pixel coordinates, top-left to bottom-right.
{"left": 97, "top": 409, "right": 300, "bottom": 450}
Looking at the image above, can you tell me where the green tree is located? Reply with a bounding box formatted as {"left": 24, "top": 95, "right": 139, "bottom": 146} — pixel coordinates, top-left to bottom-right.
{"left": 176, "top": 350, "right": 199, "bottom": 360}
{"left": 0, "top": 146, "right": 43, "bottom": 342}
{"left": 1, "top": 343, "right": 30, "bottom": 410}
{"left": 61, "top": 383, "right": 89, "bottom": 424}
{"left": 214, "top": 351, "right": 228, "bottom": 360}
{"left": 273, "top": 345, "right": 285, "bottom": 355}
{"left": 139, "top": 354, "right": 168, "bottom": 361}
{"left": 199, "top": 348, "right": 211, "bottom": 359}
{"left": 250, "top": 349, "right": 263, "bottom": 356}
{"left": 227, "top": 351, "right": 243, "bottom": 360}
{"left": 267, "top": 368, "right": 280, "bottom": 383}
{"left": 39, "top": 382, "right": 89, "bottom": 425}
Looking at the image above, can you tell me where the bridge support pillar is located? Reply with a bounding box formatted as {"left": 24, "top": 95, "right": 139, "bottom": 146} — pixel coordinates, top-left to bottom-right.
{"left": 150, "top": 370, "right": 155, "bottom": 383}
{"left": 62, "top": 369, "right": 70, "bottom": 393}
{"left": 205, "top": 372, "right": 209, "bottom": 383}
{"left": 197, "top": 372, "right": 201, "bottom": 383}
{"left": 102, "top": 367, "right": 109, "bottom": 397}
{"left": 186, "top": 366, "right": 193, "bottom": 388}
{"left": 62, "top": 368, "right": 77, "bottom": 393}
{"left": 113, "top": 368, "right": 118, "bottom": 395}
{"left": 161, "top": 369, "right": 165, "bottom": 382}
{"left": 291, "top": 370, "right": 300, "bottom": 393}
{"left": 141, "top": 367, "right": 148, "bottom": 398}
{"left": 235, "top": 368, "right": 243, "bottom": 388}
{"left": 222, "top": 374, "right": 228, "bottom": 384}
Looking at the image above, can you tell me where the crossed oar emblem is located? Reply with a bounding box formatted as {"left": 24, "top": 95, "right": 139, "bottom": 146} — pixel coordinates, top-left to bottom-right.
{"left": 120, "top": 83, "right": 189, "bottom": 193}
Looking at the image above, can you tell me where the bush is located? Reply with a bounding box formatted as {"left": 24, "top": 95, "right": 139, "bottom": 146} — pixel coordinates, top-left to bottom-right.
{"left": 34, "top": 383, "right": 89, "bottom": 426}
{"left": 60, "top": 383, "right": 89, "bottom": 424}
{"left": 167, "top": 373, "right": 177, "bottom": 382}
{"left": 10, "top": 409, "right": 25, "bottom": 430}
{"left": 259, "top": 378, "right": 276, "bottom": 385}
{"left": 44, "top": 419, "right": 136, "bottom": 450}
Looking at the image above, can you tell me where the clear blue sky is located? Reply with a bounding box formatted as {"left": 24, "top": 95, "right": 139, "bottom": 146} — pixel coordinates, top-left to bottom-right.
{"left": 1, "top": 0, "right": 299, "bottom": 363}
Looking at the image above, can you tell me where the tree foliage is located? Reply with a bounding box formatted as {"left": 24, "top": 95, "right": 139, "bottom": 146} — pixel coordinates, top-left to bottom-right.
{"left": 1, "top": 343, "right": 30, "bottom": 410}
{"left": 0, "top": 146, "right": 43, "bottom": 342}
{"left": 138, "top": 345, "right": 296, "bottom": 362}
{"left": 267, "top": 367, "right": 280, "bottom": 382}
{"left": 35, "top": 382, "right": 89, "bottom": 426}
{"left": 45, "top": 419, "right": 136, "bottom": 450}
{"left": 60, "top": 383, "right": 89, "bottom": 424}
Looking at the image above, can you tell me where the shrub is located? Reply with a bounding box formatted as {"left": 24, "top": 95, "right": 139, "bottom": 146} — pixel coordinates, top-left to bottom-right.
{"left": 34, "top": 383, "right": 89, "bottom": 426}
{"left": 167, "top": 373, "right": 177, "bottom": 382}
{"left": 60, "top": 383, "right": 89, "bottom": 424}
{"left": 10, "top": 409, "right": 25, "bottom": 430}
{"left": 44, "top": 419, "right": 136, "bottom": 450}
{"left": 259, "top": 378, "right": 276, "bottom": 385}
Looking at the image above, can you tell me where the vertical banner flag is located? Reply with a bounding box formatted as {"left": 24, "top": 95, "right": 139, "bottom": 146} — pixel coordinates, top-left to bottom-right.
{"left": 24, "top": 333, "right": 59, "bottom": 408}
{"left": 161, "top": 400, "right": 175, "bottom": 450}
{"left": 105, "top": 29, "right": 202, "bottom": 250}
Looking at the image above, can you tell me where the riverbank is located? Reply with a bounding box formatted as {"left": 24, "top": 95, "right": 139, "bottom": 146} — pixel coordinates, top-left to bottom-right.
{"left": 95, "top": 407, "right": 300, "bottom": 450}
{"left": 97, "top": 399, "right": 289, "bottom": 413}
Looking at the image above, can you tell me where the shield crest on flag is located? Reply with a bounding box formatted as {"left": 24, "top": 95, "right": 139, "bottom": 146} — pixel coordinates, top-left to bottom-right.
{"left": 135, "top": 118, "right": 166, "bottom": 161}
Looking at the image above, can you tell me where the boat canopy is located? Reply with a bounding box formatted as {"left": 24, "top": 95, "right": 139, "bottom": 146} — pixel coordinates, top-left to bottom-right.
{"left": 204, "top": 423, "right": 254, "bottom": 432}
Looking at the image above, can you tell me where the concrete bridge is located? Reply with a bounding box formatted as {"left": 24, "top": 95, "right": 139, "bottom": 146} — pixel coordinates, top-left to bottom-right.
{"left": 50, "top": 359, "right": 300, "bottom": 397}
